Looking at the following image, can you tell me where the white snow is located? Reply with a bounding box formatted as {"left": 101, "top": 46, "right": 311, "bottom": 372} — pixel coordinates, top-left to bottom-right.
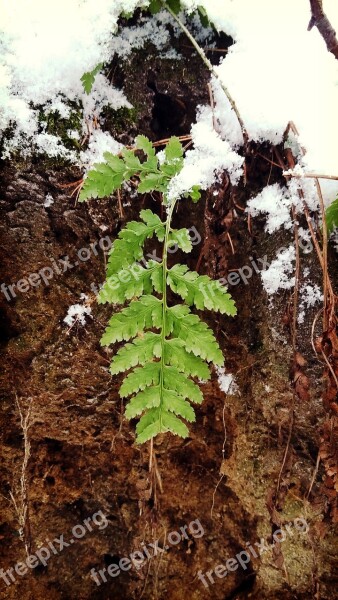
{"left": 44, "top": 193, "right": 54, "bottom": 208}
{"left": 0, "top": 0, "right": 146, "bottom": 160}
{"left": 182, "top": 1, "right": 338, "bottom": 179}
{"left": 80, "top": 129, "right": 123, "bottom": 170}
{"left": 167, "top": 106, "right": 244, "bottom": 200}
{"left": 34, "top": 133, "right": 78, "bottom": 162}
{"left": 298, "top": 227, "right": 313, "bottom": 254}
{"left": 109, "top": 10, "right": 172, "bottom": 58}
{"left": 182, "top": 0, "right": 338, "bottom": 207}
{"left": 246, "top": 174, "right": 321, "bottom": 235}
{"left": 215, "top": 367, "right": 240, "bottom": 395}
{"left": 261, "top": 246, "right": 296, "bottom": 295}
{"left": 1, "top": 0, "right": 338, "bottom": 184}
{"left": 247, "top": 184, "right": 296, "bottom": 234}
{"left": 64, "top": 296, "right": 92, "bottom": 327}
{"left": 298, "top": 283, "right": 323, "bottom": 323}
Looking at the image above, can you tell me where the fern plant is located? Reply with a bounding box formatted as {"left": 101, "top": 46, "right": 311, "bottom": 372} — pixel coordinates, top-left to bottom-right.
{"left": 80, "top": 135, "right": 236, "bottom": 443}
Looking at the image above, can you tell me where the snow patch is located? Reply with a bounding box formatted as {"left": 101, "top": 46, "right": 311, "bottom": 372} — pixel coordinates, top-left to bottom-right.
{"left": 168, "top": 106, "right": 244, "bottom": 200}
{"left": 80, "top": 129, "right": 123, "bottom": 170}
{"left": 44, "top": 193, "right": 54, "bottom": 208}
{"left": 216, "top": 367, "right": 240, "bottom": 395}
{"left": 64, "top": 294, "right": 92, "bottom": 327}
{"left": 0, "top": 0, "right": 145, "bottom": 159}
{"left": 261, "top": 246, "right": 296, "bottom": 295}
{"left": 298, "top": 283, "right": 323, "bottom": 324}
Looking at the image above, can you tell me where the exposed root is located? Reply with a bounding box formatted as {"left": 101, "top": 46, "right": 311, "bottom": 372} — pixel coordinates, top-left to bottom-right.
{"left": 9, "top": 397, "right": 34, "bottom": 556}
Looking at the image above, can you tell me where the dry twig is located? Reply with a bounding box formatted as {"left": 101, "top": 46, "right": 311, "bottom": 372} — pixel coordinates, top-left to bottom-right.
{"left": 308, "top": 0, "right": 338, "bottom": 60}
{"left": 9, "top": 397, "right": 34, "bottom": 556}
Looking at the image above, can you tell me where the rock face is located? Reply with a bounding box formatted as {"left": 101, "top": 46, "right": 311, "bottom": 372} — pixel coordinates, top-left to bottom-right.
{"left": 0, "top": 39, "right": 337, "bottom": 600}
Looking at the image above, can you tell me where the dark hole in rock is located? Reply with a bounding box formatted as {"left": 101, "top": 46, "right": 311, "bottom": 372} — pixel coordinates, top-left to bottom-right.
{"left": 147, "top": 74, "right": 187, "bottom": 137}
{"left": 43, "top": 437, "right": 63, "bottom": 452}
{"left": 106, "top": 514, "right": 118, "bottom": 522}
{"left": 3, "top": 433, "right": 23, "bottom": 447}
{"left": 0, "top": 307, "right": 19, "bottom": 346}
{"left": 34, "top": 563, "right": 48, "bottom": 574}
{"left": 226, "top": 572, "right": 256, "bottom": 599}
{"left": 44, "top": 475, "right": 55, "bottom": 486}
{"left": 103, "top": 553, "right": 120, "bottom": 566}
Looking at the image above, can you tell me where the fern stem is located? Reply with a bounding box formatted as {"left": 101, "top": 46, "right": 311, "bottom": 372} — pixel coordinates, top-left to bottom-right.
{"left": 158, "top": 198, "right": 177, "bottom": 429}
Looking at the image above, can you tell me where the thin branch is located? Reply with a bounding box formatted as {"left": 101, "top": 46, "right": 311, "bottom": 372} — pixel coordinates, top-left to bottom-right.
{"left": 117, "top": 188, "right": 124, "bottom": 219}
{"left": 302, "top": 205, "right": 336, "bottom": 307}
{"left": 321, "top": 348, "right": 338, "bottom": 388}
{"left": 276, "top": 204, "right": 300, "bottom": 498}
{"left": 280, "top": 132, "right": 336, "bottom": 312}
{"left": 308, "top": 0, "right": 338, "bottom": 60}
{"left": 276, "top": 395, "right": 295, "bottom": 499}
{"left": 12, "top": 397, "right": 33, "bottom": 556}
{"left": 207, "top": 82, "right": 217, "bottom": 131}
{"left": 211, "top": 474, "right": 225, "bottom": 519}
{"left": 311, "top": 307, "right": 324, "bottom": 356}
{"left": 291, "top": 205, "right": 301, "bottom": 352}
{"left": 315, "top": 179, "right": 329, "bottom": 328}
{"left": 152, "top": 134, "right": 192, "bottom": 147}
{"left": 287, "top": 172, "right": 338, "bottom": 181}
{"left": 163, "top": 2, "right": 249, "bottom": 146}
{"left": 149, "top": 438, "right": 153, "bottom": 473}
{"left": 307, "top": 451, "right": 321, "bottom": 498}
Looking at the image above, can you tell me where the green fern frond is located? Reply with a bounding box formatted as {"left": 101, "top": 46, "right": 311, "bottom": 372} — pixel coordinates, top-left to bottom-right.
{"left": 160, "top": 411, "right": 189, "bottom": 438}
{"left": 81, "top": 135, "right": 237, "bottom": 443}
{"left": 162, "top": 389, "right": 195, "bottom": 421}
{"left": 79, "top": 159, "right": 126, "bottom": 201}
{"left": 125, "top": 386, "right": 161, "bottom": 419}
{"left": 136, "top": 411, "right": 163, "bottom": 443}
{"left": 162, "top": 366, "right": 203, "bottom": 403}
{"left": 81, "top": 62, "right": 103, "bottom": 94}
{"left": 163, "top": 339, "right": 210, "bottom": 379}
{"left": 79, "top": 135, "right": 185, "bottom": 202}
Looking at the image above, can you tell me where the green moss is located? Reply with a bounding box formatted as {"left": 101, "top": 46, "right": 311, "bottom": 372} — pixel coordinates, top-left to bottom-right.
{"left": 101, "top": 105, "right": 139, "bottom": 134}
{"left": 38, "top": 102, "right": 82, "bottom": 150}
